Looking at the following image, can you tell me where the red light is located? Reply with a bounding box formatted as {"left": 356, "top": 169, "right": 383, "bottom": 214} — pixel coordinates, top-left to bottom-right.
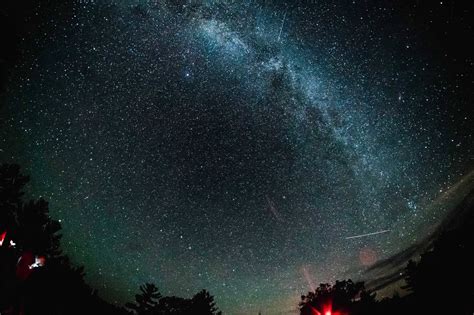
{"left": 0, "top": 231, "right": 6, "bottom": 246}
{"left": 309, "top": 306, "right": 321, "bottom": 315}
{"left": 322, "top": 303, "right": 333, "bottom": 315}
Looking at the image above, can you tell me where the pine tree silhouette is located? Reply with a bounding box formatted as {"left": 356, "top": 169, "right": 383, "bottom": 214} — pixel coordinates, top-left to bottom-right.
{"left": 0, "top": 163, "right": 129, "bottom": 315}
{"left": 191, "top": 289, "right": 221, "bottom": 315}
{"left": 126, "top": 283, "right": 162, "bottom": 315}
{"left": 300, "top": 280, "right": 376, "bottom": 315}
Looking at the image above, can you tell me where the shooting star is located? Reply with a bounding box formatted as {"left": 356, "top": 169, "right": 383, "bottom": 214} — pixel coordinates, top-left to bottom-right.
{"left": 277, "top": 10, "right": 287, "bottom": 42}
{"left": 265, "top": 195, "right": 285, "bottom": 222}
{"left": 345, "top": 229, "right": 391, "bottom": 240}
{"left": 302, "top": 266, "right": 316, "bottom": 292}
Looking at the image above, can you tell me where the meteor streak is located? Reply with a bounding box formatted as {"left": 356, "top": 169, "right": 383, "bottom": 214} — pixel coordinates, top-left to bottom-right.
{"left": 302, "top": 266, "right": 316, "bottom": 292}
{"left": 345, "top": 229, "right": 391, "bottom": 240}
{"left": 265, "top": 195, "right": 285, "bottom": 222}
{"left": 277, "top": 10, "right": 287, "bottom": 42}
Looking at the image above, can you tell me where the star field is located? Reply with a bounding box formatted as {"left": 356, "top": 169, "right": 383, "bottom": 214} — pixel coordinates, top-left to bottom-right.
{"left": 1, "top": 1, "right": 473, "bottom": 314}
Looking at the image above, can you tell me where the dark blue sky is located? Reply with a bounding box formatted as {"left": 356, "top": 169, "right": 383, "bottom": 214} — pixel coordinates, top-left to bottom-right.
{"left": 1, "top": 1, "right": 473, "bottom": 313}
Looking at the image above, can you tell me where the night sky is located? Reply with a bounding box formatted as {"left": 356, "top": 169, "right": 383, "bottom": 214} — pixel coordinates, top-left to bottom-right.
{"left": 1, "top": 1, "right": 473, "bottom": 314}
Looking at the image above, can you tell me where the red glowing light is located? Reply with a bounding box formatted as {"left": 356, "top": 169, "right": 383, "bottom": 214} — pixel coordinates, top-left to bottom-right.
{"left": 308, "top": 301, "right": 346, "bottom": 315}
{"left": 0, "top": 231, "right": 6, "bottom": 246}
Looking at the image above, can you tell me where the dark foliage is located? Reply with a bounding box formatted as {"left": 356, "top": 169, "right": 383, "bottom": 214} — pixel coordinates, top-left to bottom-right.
{"left": 190, "top": 289, "right": 221, "bottom": 315}
{"left": 0, "top": 163, "right": 221, "bottom": 315}
{"left": 400, "top": 194, "right": 474, "bottom": 314}
{"left": 126, "top": 286, "right": 222, "bottom": 315}
{"left": 2, "top": 161, "right": 473, "bottom": 315}
{"left": 300, "top": 189, "right": 474, "bottom": 315}
{"left": 126, "top": 283, "right": 161, "bottom": 315}
{"left": 0, "top": 163, "right": 129, "bottom": 315}
{"left": 300, "top": 280, "right": 376, "bottom": 315}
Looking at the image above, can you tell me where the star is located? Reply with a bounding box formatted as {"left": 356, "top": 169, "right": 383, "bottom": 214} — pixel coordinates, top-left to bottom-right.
{"left": 0, "top": 1, "right": 472, "bottom": 314}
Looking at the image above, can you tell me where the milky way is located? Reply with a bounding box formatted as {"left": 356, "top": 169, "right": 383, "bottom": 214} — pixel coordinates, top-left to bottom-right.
{"left": 1, "top": 1, "right": 472, "bottom": 314}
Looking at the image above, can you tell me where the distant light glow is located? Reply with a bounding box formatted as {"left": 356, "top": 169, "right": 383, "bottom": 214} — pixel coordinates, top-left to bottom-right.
{"left": 0, "top": 231, "right": 6, "bottom": 246}
{"left": 1, "top": 1, "right": 471, "bottom": 314}
{"left": 29, "top": 256, "right": 46, "bottom": 269}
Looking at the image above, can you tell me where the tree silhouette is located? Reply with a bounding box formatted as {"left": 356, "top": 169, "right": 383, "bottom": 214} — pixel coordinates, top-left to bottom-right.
{"left": 0, "top": 163, "right": 129, "bottom": 315}
{"left": 401, "top": 201, "right": 474, "bottom": 314}
{"left": 157, "top": 296, "right": 190, "bottom": 314}
{"left": 126, "top": 283, "right": 162, "bottom": 315}
{"left": 0, "top": 163, "right": 29, "bottom": 245}
{"left": 0, "top": 163, "right": 62, "bottom": 256}
{"left": 300, "top": 280, "right": 376, "bottom": 315}
{"left": 0, "top": 163, "right": 223, "bottom": 315}
{"left": 127, "top": 284, "right": 221, "bottom": 315}
{"left": 16, "top": 199, "right": 62, "bottom": 256}
{"left": 190, "top": 289, "right": 221, "bottom": 315}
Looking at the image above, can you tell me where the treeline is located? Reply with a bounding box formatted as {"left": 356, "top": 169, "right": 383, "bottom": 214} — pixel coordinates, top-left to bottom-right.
{"left": 0, "top": 164, "right": 220, "bottom": 315}
{"left": 299, "top": 187, "right": 474, "bottom": 315}
{"left": 1, "top": 163, "right": 473, "bottom": 315}
{"left": 126, "top": 283, "right": 221, "bottom": 315}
